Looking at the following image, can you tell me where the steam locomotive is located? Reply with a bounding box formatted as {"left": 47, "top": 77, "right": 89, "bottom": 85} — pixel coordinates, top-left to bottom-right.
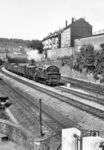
{"left": 6, "top": 63, "right": 61, "bottom": 85}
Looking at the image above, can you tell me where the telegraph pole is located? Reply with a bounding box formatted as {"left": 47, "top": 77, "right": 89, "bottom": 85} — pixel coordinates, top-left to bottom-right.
{"left": 39, "top": 99, "right": 44, "bottom": 137}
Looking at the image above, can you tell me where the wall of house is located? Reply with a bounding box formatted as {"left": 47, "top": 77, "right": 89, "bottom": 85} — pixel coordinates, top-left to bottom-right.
{"left": 43, "top": 34, "right": 61, "bottom": 50}
{"left": 61, "top": 28, "right": 71, "bottom": 48}
{"left": 74, "top": 34, "right": 104, "bottom": 52}
{"left": 71, "top": 18, "right": 92, "bottom": 46}
{"left": 47, "top": 47, "right": 74, "bottom": 59}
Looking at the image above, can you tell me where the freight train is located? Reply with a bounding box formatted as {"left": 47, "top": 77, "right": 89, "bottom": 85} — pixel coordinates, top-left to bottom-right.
{"left": 6, "top": 63, "right": 61, "bottom": 85}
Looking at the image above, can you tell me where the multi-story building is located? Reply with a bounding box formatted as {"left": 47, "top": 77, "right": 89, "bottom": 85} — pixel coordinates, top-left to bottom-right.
{"left": 42, "top": 31, "right": 61, "bottom": 50}
{"left": 61, "top": 18, "right": 92, "bottom": 47}
{"left": 61, "top": 27, "right": 71, "bottom": 48}
{"left": 42, "top": 17, "right": 92, "bottom": 59}
{"left": 43, "top": 18, "right": 92, "bottom": 50}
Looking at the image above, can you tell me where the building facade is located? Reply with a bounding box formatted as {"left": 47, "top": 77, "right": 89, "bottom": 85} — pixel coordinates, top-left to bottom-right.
{"left": 70, "top": 18, "right": 92, "bottom": 46}
{"left": 61, "top": 18, "right": 92, "bottom": 48}
{"left": 43, "top": 18, "right": 92, "bottom": 50}
{"left": 42, "top": 31, "right": 61, "bottom": 50}
{"left": 61, "top": 27, "right": 71, "bottom": 48}
{"left": 42, "top": 18, "right": 92, "bottom": 59}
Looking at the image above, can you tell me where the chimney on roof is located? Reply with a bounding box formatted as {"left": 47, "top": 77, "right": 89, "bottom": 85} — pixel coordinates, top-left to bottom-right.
{"left": 65, "top": 20, "right": 68, "bottom": 27}
{"left": 72, "top": 17, "right": 74, "bottom": 23}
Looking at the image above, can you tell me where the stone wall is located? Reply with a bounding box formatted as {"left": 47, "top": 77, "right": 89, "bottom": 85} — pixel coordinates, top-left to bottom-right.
{"left": 47, "top": 47, "right": 74, "bottom": 60}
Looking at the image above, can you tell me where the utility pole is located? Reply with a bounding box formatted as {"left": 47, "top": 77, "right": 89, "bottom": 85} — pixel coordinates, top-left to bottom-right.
{"left": 39, "top": 99, "right": 44, "bottom": 137}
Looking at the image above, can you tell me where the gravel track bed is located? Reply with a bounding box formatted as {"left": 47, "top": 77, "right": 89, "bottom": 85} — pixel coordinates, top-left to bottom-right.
{"left": 0, "top": 79, "right": 54, "bottom": 138}
{"left": 2, "top": 79, "right": 70, "bottom": 133}
{"left": 62, "top": 76, "right": 104, "bottom": 96}
{"left": 3, "top": 70, "right": 104, "bottom": 119}
{"left": 0, "top": 81, "right": 40, "bottom": 135}
{"left": 1, "top": 70, "right": 104, "bottom": 138}
{"left": 56, "top": 86, "right": 104, "bottom": 105}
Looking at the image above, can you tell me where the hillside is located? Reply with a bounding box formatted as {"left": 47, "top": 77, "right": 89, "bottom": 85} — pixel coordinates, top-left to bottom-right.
{"left": 0, "top": 38, "right": 30, "bottom": 49}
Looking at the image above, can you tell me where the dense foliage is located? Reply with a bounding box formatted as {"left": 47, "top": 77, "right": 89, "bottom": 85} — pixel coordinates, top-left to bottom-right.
{"left": 73, "top": 44, "right": 96, "bottom": 73}
{"left": 0, "top": 38, "right": 43, "bottom": 54}
{"left": 27, "top": 40, "right": 44, "bottom": 54}
{"left": 94, "top": 44, "right": 104, "bottom": 82}
{"left": 73, "top": 44, "right": 104, "bottom": 82}
{"left": 0, "top": 38, "right": 30, "bottom": 48}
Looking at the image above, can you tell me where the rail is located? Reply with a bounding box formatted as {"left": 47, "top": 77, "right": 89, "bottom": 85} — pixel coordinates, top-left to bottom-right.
{"left": 62, "top": 75, "right": 104, "bottom": 95}
{"left": 0, "top": 119, "right": 34, "bottom": 150}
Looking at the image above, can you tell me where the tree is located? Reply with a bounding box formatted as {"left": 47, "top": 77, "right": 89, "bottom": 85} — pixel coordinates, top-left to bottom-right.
{"left": 27, "top": 40, "right": 44, "bottom": 54}
{"left": 94, "top": 43, "right": 104, "bottom": 82}
{"left": 73, "top": 44, "right": 96, "bottom": 73}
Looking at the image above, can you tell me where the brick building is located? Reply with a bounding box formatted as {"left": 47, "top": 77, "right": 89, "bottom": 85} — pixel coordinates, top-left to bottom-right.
{"left": 61, "top": 18, "right": 92, "bottom": 47}
{"left": 43, "top": 18, "right": 92, "bottom": 50}
{"left": 42, "top": 17, "right": 92, "bottom": 59}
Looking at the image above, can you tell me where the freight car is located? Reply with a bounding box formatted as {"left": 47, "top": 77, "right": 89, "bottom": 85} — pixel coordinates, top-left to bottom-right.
{"left": 6, "top": 63, "right": 61, "bottom": 85}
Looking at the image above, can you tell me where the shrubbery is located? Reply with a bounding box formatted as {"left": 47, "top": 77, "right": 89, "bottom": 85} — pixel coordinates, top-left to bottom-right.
{"left": 27, "top": 40, "right": 44, "bottom": 54}
{"left": 73, "top": 43, "right": 104, "bottom": 83}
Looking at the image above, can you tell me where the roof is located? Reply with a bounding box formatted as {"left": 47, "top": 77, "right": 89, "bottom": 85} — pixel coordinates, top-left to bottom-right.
{"left": 43, "top": 18, "right": 92, "bottom": 41}
{"left": 75, "top": 33, "right": 104, "bottom": 40}
{"left": 42, "top": 65, "right": 58, "bottom": 70}
{"left": 18, "top": 64, "right": 26, "bottom": 66}
{"left": 27, "top": 65, "right": 36, "bottom": 68}
{"left": 63, "top": 18, "right": 92, "bottom": 31}
{"left": 43, "top": 29, "right": 63, "bottom": 41}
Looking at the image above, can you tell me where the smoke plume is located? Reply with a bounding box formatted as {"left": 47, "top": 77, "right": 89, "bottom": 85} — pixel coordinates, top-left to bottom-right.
{"left": 26, "top": 49, "right": 44, "bottom": 61}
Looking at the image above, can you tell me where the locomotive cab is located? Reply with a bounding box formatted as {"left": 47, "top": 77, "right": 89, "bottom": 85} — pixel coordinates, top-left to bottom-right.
{"left": 46, "top": 65, "right": 60, "bottom": 85}
{"left": 35, "top": 65, "right": 60, "bottom": 85}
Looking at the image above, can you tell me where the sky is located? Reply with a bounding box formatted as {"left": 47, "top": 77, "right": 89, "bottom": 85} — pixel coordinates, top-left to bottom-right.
{"left": 0, "top": 0, "right": 104, "bottom": 40}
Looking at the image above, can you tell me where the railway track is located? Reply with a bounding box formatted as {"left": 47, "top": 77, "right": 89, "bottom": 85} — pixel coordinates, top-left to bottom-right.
{"left": 2, "top": 68, "right": 104, "bottom": 121}
{"left": 0, "top": 80, "right": 41, "bottom": 133}
{"left": 62, "top": 76, "right": 104, "bottom": 96}
{"left": 0, "top": 78, "right": 71, "bottom": 135}
{"left": 56, "top": 86, "right": 104, "bottom": 105}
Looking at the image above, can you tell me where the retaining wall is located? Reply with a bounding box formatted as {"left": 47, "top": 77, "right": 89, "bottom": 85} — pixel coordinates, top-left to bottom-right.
{"left": 47, "top": 47, "right": 74, "bottom": 59}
